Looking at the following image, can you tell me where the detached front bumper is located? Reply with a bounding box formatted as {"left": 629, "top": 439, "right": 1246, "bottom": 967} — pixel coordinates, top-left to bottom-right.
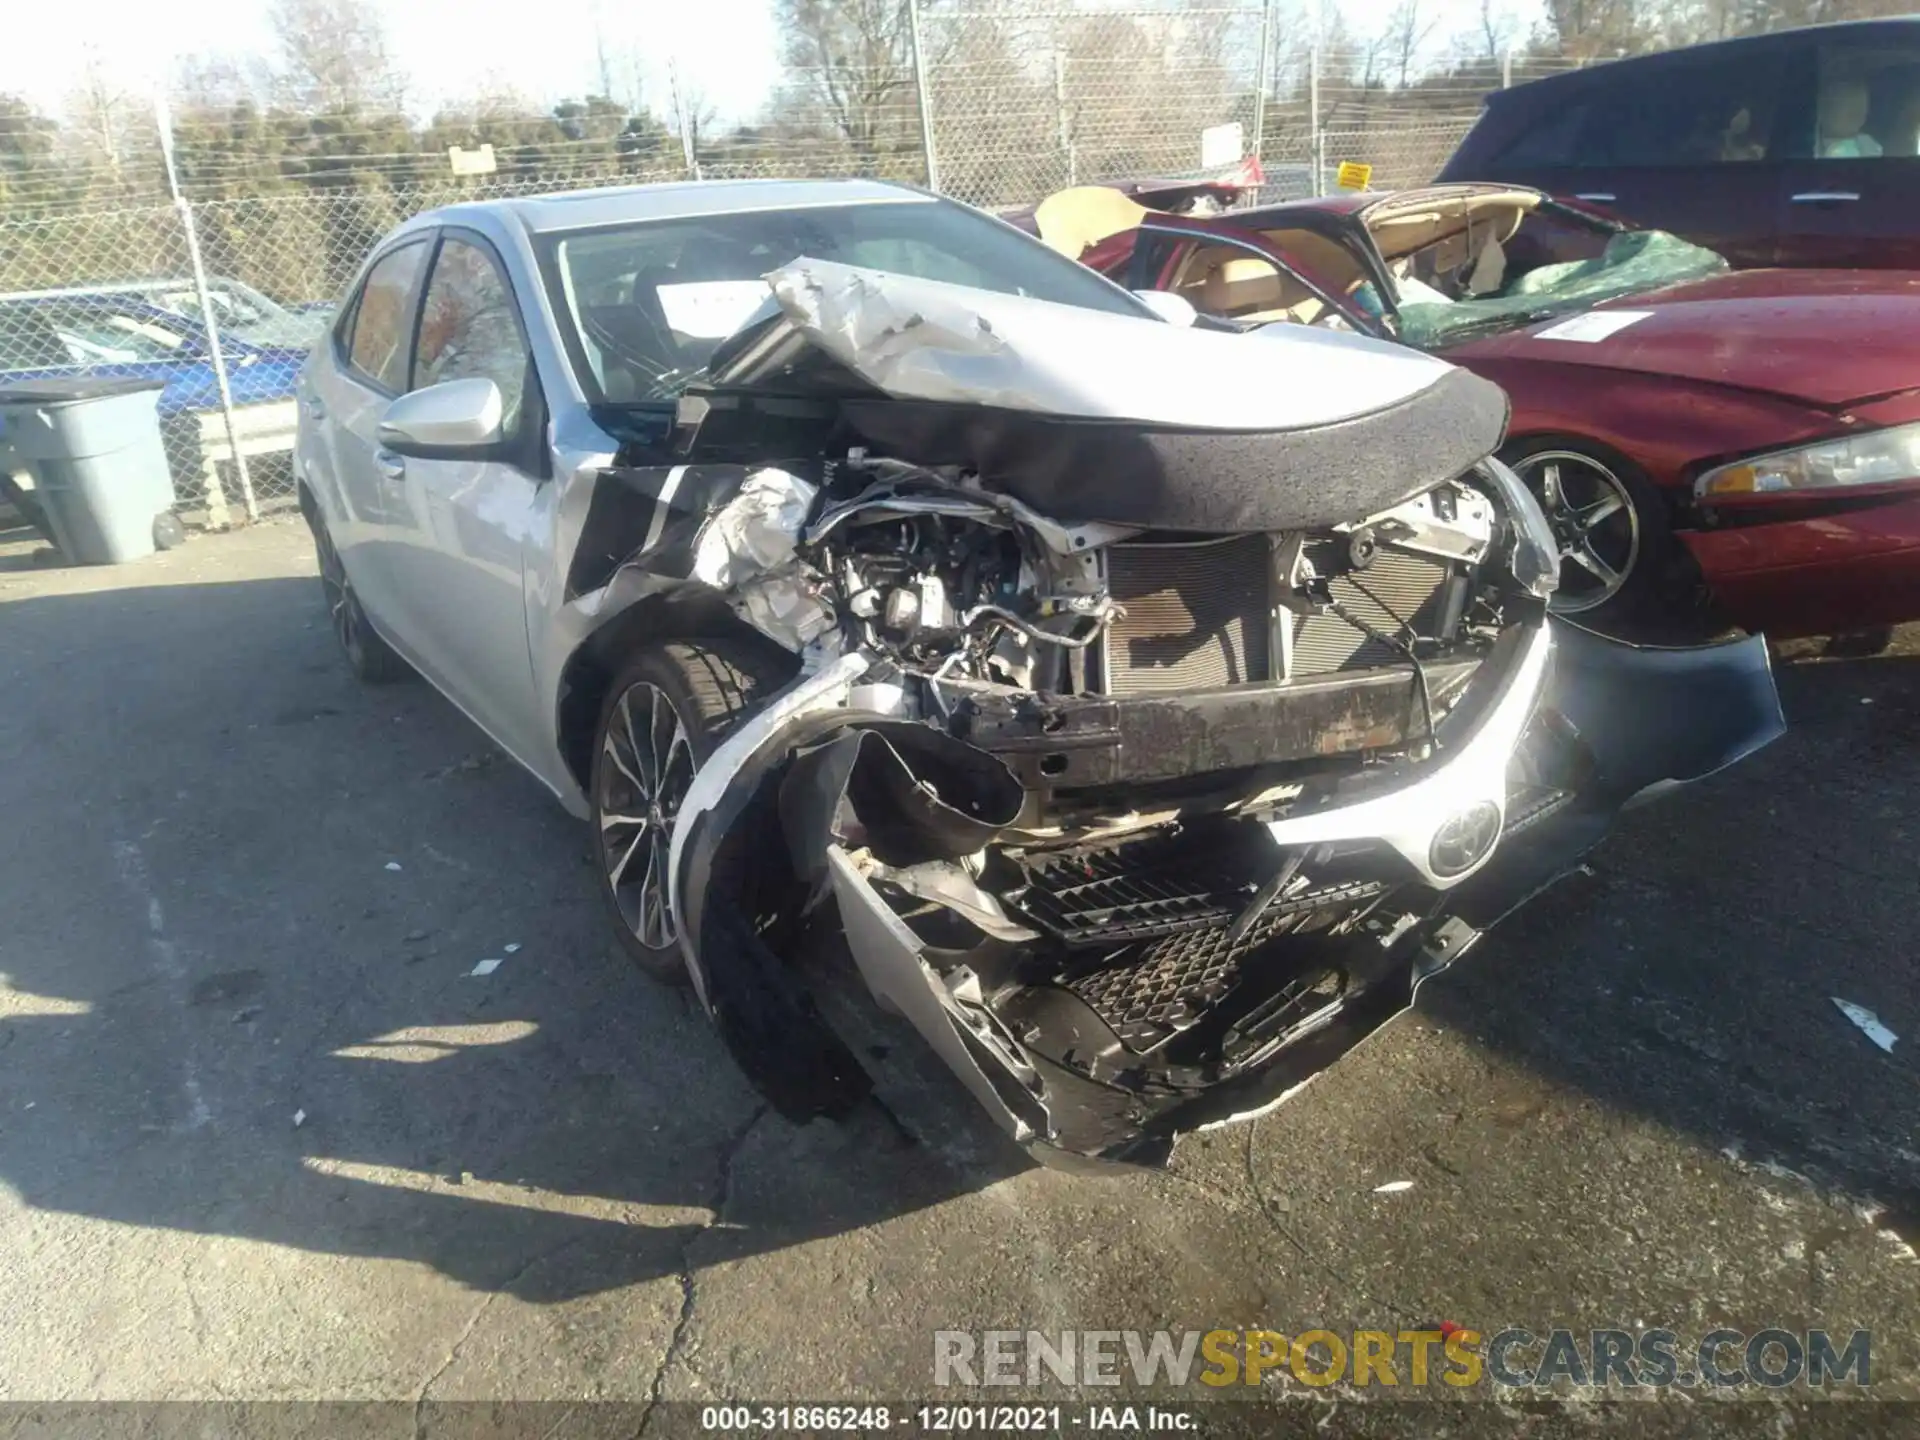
{"left": 669, "top": 620, "right": 1784, "bottom": 1167}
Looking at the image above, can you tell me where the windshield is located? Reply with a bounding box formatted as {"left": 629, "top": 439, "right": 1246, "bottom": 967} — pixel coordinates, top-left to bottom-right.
{"left": 1392, "top": 230, "right": 1728, "bottom": 349}
{"left": 542, "top": 196, "right": 1151, "bottom": 403}
{"left": 147, "top": 281, "right": 329, "bottom": 349}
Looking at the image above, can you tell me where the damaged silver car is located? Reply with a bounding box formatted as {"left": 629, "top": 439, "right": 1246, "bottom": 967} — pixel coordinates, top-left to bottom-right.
{"left": 295, "top": 179, "right": 1785, "bottom": 1166}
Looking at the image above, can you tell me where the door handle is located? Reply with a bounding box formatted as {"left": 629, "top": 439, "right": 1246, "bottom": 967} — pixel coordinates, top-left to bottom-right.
{"left": 374, "top": 449, "right": 406, "bottom": 481}
{"left": 1573, "top": 192, "right": 1616, "bottom": 202}
{"left": 1791, "top": 191, "right": 1860, "bottom": 203}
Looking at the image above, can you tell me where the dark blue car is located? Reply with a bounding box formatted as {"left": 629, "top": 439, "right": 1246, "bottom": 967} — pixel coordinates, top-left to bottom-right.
{"left": 0, "top": 289, "right": 317, "bottom": 512}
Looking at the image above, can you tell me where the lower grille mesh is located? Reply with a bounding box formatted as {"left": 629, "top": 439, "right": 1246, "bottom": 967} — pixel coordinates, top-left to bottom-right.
{"left": 1104, "top": 535, "right": 1271, "bottom": 694}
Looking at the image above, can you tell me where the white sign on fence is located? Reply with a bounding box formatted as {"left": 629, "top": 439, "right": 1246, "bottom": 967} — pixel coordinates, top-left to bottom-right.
{"left": 1200, "top": 122, "right": 1244, "bottom": 170}
{"left": 448, "top": 144, "right": 498, "bottom": 177}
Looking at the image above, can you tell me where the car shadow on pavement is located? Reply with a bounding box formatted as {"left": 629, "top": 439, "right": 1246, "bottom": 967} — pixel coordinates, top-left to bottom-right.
{"left": 0, "top": 573, "right": 1026, "bottom": 1307}
{"left": 1418, "top": 642, "right": 1920, "bottom": 1245}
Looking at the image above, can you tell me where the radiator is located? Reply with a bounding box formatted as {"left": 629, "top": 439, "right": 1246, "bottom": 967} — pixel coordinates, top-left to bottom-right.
{"left": 1100, "top": 534, "right": 1454, "bottom": 692}
{"left": 1103, "top": 535, "right": 1272, "bottom": 694}
{"left": 1291, "top": 544, "right": 1454, "bottom": 676}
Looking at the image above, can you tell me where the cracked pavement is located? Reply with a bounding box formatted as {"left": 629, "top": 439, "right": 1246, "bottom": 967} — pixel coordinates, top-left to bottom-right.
{"left": 3, "top": 519, "right": 1920, "bottom": 1425}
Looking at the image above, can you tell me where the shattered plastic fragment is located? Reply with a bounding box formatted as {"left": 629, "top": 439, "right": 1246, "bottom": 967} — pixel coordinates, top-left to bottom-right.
{"left": 292, "top": 1109, "right": 307, "bottom": 1128}
{"left": 503, "top": 943, "right": 522, "bottom": 955}
{"left": 1832, "top": 997, "right": 1897, "bottom": 1053}
{"left": 1372, "top": 1180, "right": 1415, "bottom": 1194}
{"left": 470, "top": 958, "right": 503, "bottom": 977}
{"left": 384, "top": 861, "right": 402, "bottom": 872}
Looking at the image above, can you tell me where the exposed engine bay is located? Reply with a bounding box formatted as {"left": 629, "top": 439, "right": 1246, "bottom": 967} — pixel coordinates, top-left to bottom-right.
{"left": 564, "top": 257, "right": 1785, "bottom": 1165}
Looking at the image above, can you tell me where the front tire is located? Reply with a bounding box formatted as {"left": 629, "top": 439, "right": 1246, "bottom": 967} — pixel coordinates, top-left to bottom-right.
{"left": 1501, "top": 438, "right": 1690, "bottom": 641}
{"left": 591, "top": 638, "right": 797, "bottom": 985}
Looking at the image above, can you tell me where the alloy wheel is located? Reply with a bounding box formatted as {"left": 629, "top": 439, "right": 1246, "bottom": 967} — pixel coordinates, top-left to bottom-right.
{"left": 598, "top": 681, "right": 695, "bottom": 951}
{"left": 1512, "top": 450, "right": 1641, "bottom": 614}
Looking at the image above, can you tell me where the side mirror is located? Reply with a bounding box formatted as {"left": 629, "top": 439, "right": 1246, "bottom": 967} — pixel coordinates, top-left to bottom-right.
{"left": 1132, "top": 289, "right": 1198, "bottom": 328}
{"left": 377, "top": 377, "right": 503, "bottom": 456}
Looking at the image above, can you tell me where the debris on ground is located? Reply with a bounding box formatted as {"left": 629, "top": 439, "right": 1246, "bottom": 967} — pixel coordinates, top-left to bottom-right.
{"left": 1372, "top": 1180, "right": 1415, "bottom": 1194}
{"left": 292, "top": 1108, "right": 307, "bottom": 1128}
{"left": 470, "top": 958, "right": 502, "bottom": 977}
{"left": 503, "top": 943, "right": 521, "bottom": 955}
{"left": 384, "top": 861, "right": 403, "bottom": 872}
{"left": 1833, "top": 997, "right": 1898, "bottom": 1053}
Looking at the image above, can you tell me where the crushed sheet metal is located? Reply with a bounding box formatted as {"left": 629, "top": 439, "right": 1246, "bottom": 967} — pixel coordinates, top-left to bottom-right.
{"left": 690, "top": 467, "right": 816, "bottom": 589}
{"left": 691, "top": 467, "right": 834, "bottom": 651}
{"left": 764, "top": 257, "right": 1455, "bottom": 430}
{"left": 1833, "top": 997, "right": 1898, "bottom": 1053}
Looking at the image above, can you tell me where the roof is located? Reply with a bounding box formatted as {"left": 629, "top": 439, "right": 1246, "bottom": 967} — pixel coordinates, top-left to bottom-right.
{"left": 1496, "top": 17, "right": 1920, "bottom": 96}
{"left": 419, "top": 178, "right": 936, "bottom": 237}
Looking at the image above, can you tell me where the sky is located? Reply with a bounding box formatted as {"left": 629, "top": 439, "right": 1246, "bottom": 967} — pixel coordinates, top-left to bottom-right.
{"left": 2, "top": 0, "right": 1542, "bottom": 126}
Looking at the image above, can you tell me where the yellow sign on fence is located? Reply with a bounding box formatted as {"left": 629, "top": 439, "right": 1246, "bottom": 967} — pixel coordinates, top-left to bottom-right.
{"left": 1335, "top": 161, "right": 1373, "bottom": 191}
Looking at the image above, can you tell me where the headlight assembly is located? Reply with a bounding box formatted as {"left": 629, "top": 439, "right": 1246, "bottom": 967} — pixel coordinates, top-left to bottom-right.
{"left": 1698, "top": 421, "right": 1920, "bottom": 498}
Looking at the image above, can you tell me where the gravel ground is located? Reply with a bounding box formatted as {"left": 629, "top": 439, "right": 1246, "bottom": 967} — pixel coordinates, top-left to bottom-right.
{"left": 2, "top": 518, "right": 1917, "bottom": 1436}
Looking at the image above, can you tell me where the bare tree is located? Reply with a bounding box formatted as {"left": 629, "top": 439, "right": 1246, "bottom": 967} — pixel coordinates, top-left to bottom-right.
{"left": 268, "top": 0, "right": 406, "bottom": 113}
{"left": 1380, "top": 0, "right": 1442, "bottom": 88}
{"left": 1475, "top": 0, "right": 1518, "bottom": 60}
{"left": 775, "top": 0, "right": 919, "bottom": 164}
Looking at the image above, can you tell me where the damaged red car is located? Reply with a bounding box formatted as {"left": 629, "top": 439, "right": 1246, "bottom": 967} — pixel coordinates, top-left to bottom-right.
{"left": 1067, "top": 181, "right": 1920, "bottom": 641}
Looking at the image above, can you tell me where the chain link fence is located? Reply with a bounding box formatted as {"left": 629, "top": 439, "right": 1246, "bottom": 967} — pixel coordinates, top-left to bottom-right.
{"left": 1, "top": 4, "right": 1575, "bottom": 532}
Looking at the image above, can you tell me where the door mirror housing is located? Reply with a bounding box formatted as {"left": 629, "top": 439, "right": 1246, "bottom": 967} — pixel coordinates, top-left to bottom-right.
{"left": 1132, "top": 289, "right": 1199, "bottom": 327}
{"left": 378, "top": 377, "right": 504, "bottom": 456}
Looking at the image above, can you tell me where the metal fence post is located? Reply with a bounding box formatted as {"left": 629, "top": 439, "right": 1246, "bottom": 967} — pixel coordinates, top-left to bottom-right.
{"left": 154, "top": 94, "right": 256, "bottom": 526}
{"left": 1502, "top": 48, "right": 1515, "bottom": 88}
{"left": 1252, "top": 0, "right": 1274, "bottom": 174}
{"left": 908, "top": 0, "right": 941, "bottom": 192}
{"left": 1308, "top": 35, "right": 1324, "bottom": 193}
{"left": 1053, "top": 48, "right": 1076, "bottom": 186}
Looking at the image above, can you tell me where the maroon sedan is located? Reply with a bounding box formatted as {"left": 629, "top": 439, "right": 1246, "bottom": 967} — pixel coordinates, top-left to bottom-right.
{"left": 1065, "top": 182, "right": 1920, "bottom": 641}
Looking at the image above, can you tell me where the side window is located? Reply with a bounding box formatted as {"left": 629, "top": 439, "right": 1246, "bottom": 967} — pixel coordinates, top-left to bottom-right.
{"left": 1583, "top": 54, "right": 1789, "bottom": 167}
{"left": 1813, "top": 46, "right": 1920, "bottom": 159}
{"left": 1489, "top": 100, "right": 1591, "bottom": 168}
{"left": 411, "top": 237, "right": 531, "bottom": 430}
{"left": 346, "top": 241, "right": 428, "bottom": 391}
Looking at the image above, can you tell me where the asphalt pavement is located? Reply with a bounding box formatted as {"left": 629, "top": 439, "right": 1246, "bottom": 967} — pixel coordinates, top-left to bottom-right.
{"left": 2, "top": 518, "right": 1919, "bottom": 1434}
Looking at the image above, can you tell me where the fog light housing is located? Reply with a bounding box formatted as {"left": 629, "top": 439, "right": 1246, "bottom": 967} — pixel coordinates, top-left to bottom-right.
{"left": 1429, "top": 801, "right": 1503, "bottom": 878}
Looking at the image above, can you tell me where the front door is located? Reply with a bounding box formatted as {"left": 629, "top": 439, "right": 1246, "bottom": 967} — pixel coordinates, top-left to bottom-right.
{"left": 380, "top": 230, "right": 549, "bottom": 767}
{"left": 309, "top": 237, "right": 433, "bottom": 629}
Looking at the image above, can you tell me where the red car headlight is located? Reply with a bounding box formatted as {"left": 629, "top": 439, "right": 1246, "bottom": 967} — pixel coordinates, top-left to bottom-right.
{"left": 1698, "top": 422, "right": 1920, "bottom": 498}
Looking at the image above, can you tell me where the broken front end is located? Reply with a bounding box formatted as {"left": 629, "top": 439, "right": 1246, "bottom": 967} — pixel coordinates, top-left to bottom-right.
{"left": 583, "top": 261, "right": 1784, "bottom": 1166}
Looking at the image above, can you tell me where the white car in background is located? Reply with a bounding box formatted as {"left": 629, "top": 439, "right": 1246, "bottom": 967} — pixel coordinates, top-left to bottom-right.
{"left": 294, "top": 178, "right": 1782, "bottom": 1166}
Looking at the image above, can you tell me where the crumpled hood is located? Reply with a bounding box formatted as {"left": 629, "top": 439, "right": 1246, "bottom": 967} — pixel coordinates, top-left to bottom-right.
{"left": 742, "top": 259, "right": 1510, "bottom": 533}
{"left": 1450, "top": 269, "right": 1920, "bottom": 409}
{"left": 766, "top": 257, "right": 1458, "bottom": 428}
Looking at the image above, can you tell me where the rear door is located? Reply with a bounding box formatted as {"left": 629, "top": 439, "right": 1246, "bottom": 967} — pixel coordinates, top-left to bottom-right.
{"left": 305, "top": 237, "right": 432, "bottom": 626}
{"left": 1465, "top": 43, "right": 1799, "bottom": 268}
{"left": 1774, "top": 29, "right": 1920, "bottom": 269}
{"left": 379, "top": 228, "right": 547, "bottom": 763}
